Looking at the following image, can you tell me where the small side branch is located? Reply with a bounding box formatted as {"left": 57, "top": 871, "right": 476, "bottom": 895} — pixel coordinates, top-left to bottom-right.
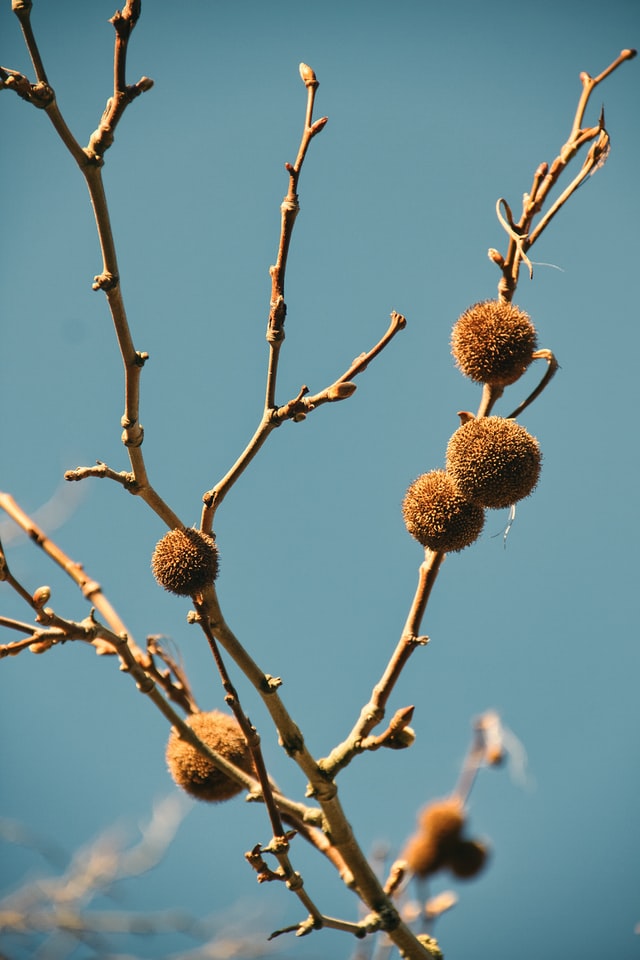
{"left": 274, "top": 311, "right": 407, "bottom": 423}
{"left": 492, "top": 49, "right": 636, "bottom": 301}
{"left": 506, "top": 349, "right": 559, "bottom": 419}
{"left": 85, "top": 0, "right": 153, "bottom": 162}
{"left": 65, "top": 460, "right": 137, "bottom": 489}
{"left": 6, "top": 2, "right": 175, "bottom": 529}
{"left": 200, "top": 312, "right": 406, "bottom": 529}
{"left": 0, "top": 492, "right": 144, "bottom": 660}
{"left": 320, "top": 550, "right": 443, "bottom": 779}
{"left": 265, "top": 63, "right": 328, "bottom": 406}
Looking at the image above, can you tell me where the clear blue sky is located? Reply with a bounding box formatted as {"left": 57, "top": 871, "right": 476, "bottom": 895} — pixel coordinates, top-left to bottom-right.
{"left": 1, "top": 1, "right": 639, "bottom": 958}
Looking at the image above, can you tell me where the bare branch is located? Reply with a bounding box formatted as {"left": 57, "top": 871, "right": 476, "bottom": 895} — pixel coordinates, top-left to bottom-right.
{"left": 494, "top": 49, "right": 636, "bottom": 301}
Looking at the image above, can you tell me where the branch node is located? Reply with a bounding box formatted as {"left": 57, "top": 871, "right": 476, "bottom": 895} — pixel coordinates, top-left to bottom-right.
{"left": 92, "top": 271, "right": 119, "bottom": 291}
{"left": 121, "top": 425, "right": 144, "bottom": 448}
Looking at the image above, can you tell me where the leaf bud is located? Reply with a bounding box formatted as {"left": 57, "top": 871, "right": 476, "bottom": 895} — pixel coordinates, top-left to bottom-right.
{"left": 327, "top": 381, "right": 357, "bottom": 401}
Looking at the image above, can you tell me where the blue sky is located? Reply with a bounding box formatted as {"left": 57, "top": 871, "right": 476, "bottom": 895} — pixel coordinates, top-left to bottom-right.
{"left": 1, "top": 1, "right": 639, "bottom": 958}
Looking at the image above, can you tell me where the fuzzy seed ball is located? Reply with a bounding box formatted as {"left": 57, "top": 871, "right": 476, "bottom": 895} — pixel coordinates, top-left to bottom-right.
{"left": 151, "top": 527, "right": 219, "bottom": 596}
{"left": 418, "top": 797, "right": 466, "bottom": 847}
{"left": 446, "top": 416, "right": 541, "bottom": 509}
{"left": 452, "top": 300, "right": 537, "bottom": 386}
{"left": 402, "top": 470, "right": 485, "bottom": 552}
{"left": 402, "top": 798, "right": 466, "bottom": 877}
{"left": 166, "top": 710, "right": 254, "bottom": 803}
{"left": 448, "top": 838, "right": 488, "bottom": 879}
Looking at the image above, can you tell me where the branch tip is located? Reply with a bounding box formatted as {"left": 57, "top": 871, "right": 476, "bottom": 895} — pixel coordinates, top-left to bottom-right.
{"left": 299, "top": 62, "right": 318, "bottom": 87}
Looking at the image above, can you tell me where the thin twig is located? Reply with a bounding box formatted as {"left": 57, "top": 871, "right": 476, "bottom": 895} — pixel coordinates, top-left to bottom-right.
{"left": 494, "top": 49, "right": 636, "bottom": 301}
{"left": 319, "top": 550, "right": 443, "bottom": 779}
{"left": 6, "top": 2, "right": 176, "bottom": 529}
{"left": 505, "top": 349, "right": 559, "bottom": 419}
{"left": 194, "top": 585, "right": 434, "bottom": 957}
{"left": 12, "top": 0, "right": 48, "bottom": 85}
{"left": 265, "top": 64, "right": 328, "bottom": 409}
{"left": 200, "top": 312, "right": 406, "bottom": 529}
{"left": 194, "top": 605, "right": 288, "bottom": 839}
{"left": 146, "top": 635, "right": 199, "bottom": 714}
{"left": 0, "top": 492, "right": 144, "bottom": 659}
{"left": 61, "top": 611, "right": 322, "bottom": 827}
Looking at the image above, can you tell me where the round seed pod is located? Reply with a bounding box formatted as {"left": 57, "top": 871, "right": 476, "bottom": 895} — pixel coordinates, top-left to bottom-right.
{"left": 402, "top": 798, "right": 466, "bottom": 877}
{"left": 402, "top": 470, "right": 485, "bottom": 553}
{"left": 446, "top": 416, "right": 541, "bottom": 509}
{"left": 448, "top": 838, "right": 488, "bottom": 879}
{"left": 418, "top": 797, "right": 465, "bottom": 847}
{"left": 451, "top": 300, "right": 537, "bottom": 386}
{"left": 166, "top": 710, "right": 254, "bottom": 803}
{"left": 152, "top": 527, "right": 219, "bottom": 596}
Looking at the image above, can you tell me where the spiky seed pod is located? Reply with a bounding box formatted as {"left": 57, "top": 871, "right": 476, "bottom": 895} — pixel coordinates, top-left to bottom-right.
{"left": 401, "top": 798, "right": 466, "bottom": 877}
{"left": 151, "top": 527, "right": 219, "bottom": 596}
{"left": 446, "top": 416, "right": 541, "bottom": 509}
{"left": 448, "top": 838, "right": 489, "bottom": 879}
{"left": 451, "top": 300, "right": 538, "bottom": 386}
{"left": 402, "top": 470, "right": 485, "bottom": 553}
{"left": 166, "top": 710, "right": 254, "bottom": 803}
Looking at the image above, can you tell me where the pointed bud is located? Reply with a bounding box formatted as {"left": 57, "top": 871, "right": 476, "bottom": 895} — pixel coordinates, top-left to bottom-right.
{"left": 299, "top": 63, "right": 318, "bottom": 86}
{"left": 32, "top": 586, "right": 51, "bottom": 608}
{"left": 327, "top": 382, "right": 357, "bottom": 401}
{"left": 457, "top": 411, "right": 475, "bottom": 425}
{"left": 310, "top": 116, "right": 329, "bottom": 135}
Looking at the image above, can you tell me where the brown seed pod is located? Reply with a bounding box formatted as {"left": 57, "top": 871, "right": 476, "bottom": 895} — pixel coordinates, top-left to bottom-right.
{"left": 151, "top": 527, "right": 219, "bottom": 596}
{"left": 401, "top": 797, "right": 466, "bottom": 877}
{"left": 448, "top": 838, "right": 489, "bottom": 879}
{"left": 446, "top": 416, "right": 541, "bottom": 509}
{"left": 166, "top": 710, "right": 254, "bottom": 803}
{"left": 402, "top": 470, "right": 485, "bottom": 552}
{"left": 451, "top": 300, "right": 537, "bottom": 386}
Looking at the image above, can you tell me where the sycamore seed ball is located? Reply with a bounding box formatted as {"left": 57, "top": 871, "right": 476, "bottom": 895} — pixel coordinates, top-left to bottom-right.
{"left": 166, "top": 710, "right": 254, "bottom": 803}
{"left": 402, "top": 470, "right": 485, "bottom": 552}
{"left": 448, "top": 838, "right": 488, "bottom": 879}
{"left": 401, "top": 798, "right": 466, "bottom": 877}
{"left": 446, "top": 416, "right": 541, "bottom": 509}
{"left": 452, "top": 299, "right": 538, "bottom": 386}
{"left": 152, "top": 527, "right": 219, "bottom": 596}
